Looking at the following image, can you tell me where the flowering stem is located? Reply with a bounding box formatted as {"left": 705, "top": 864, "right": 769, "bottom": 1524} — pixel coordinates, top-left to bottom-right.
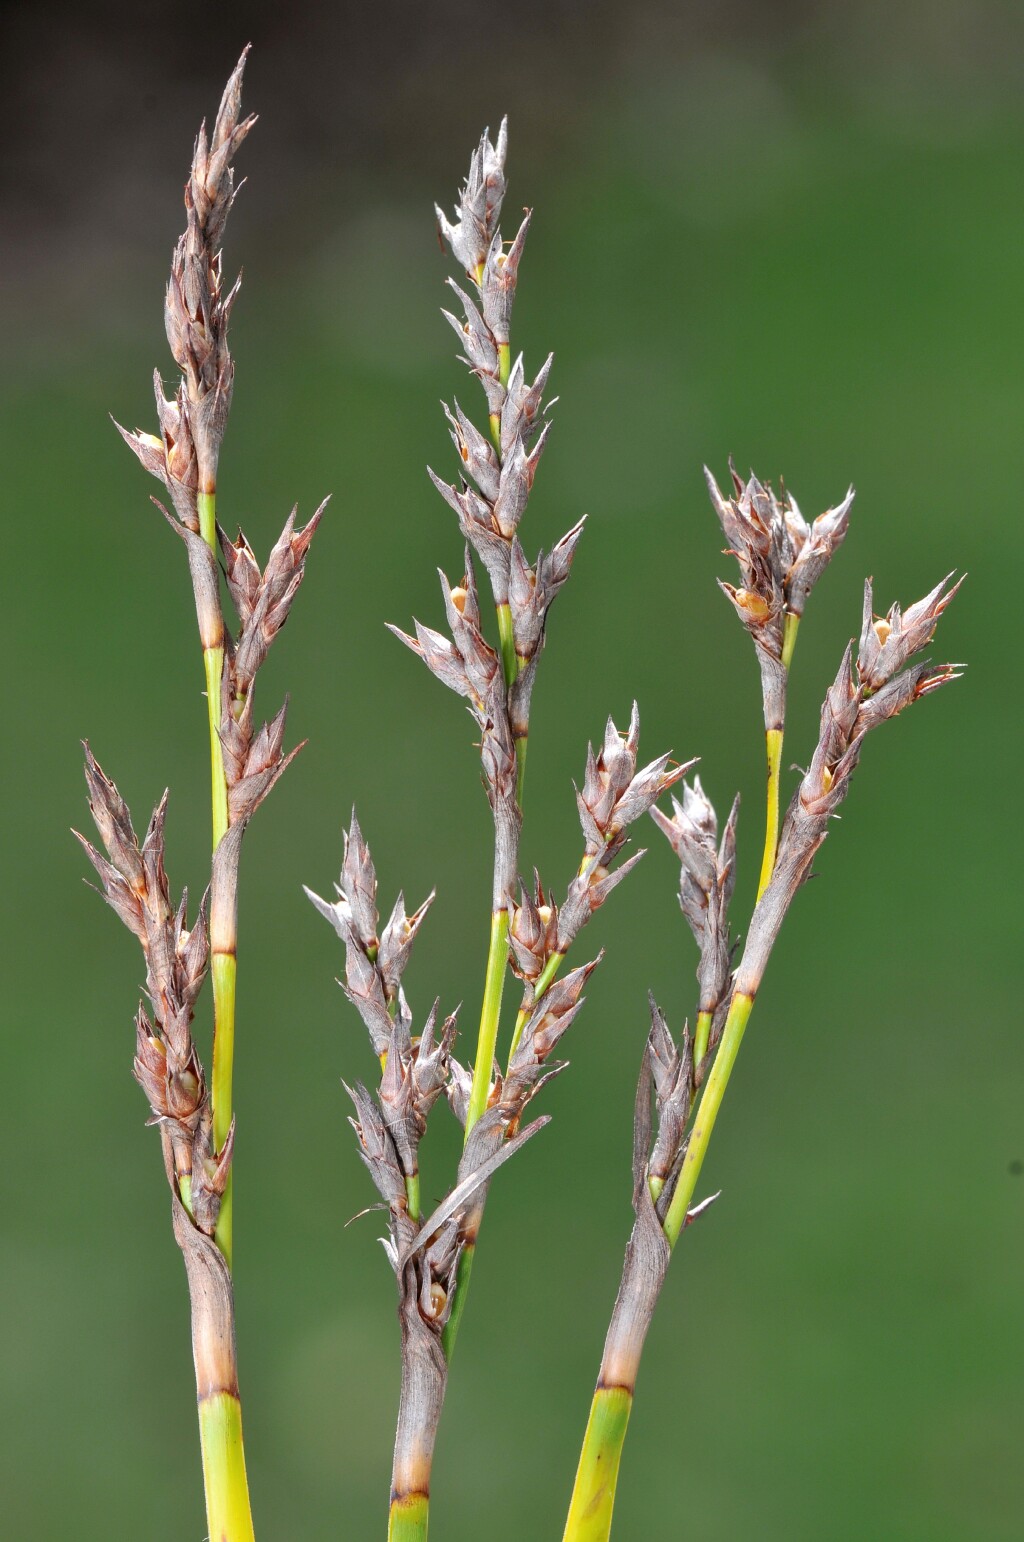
{"left": 464, "top": 909, "right": 510, "bottom": 1137}
{"left": 198, "top": 491, "right": 230, "bottom": 849}
{"left": 197, "top": 487, "right": 236, "bottom": 1267}
{"left": 446, "top": 956, "right": 566, "bottom": 1364}
{"left": 563, "top": 991, "right": 755, "bottom": 1541}
{"left": 506, "top": 949, "right": 564, "bottom": 1069}
{"left": 756, "top": 728, "right": 784, "bottom": 901}
{"left": 444, "top": 323, "right": 526, "bottom": 1383}
{"left": 463, "top": 308, "right": 521, "bottom": 1142}
{"left": 211, "top": 951, "right": 237, "bottom": 1264}
{"left": 755, "top": 612, "right": 800, "bottom": 901}
{"left": 663, "top": 989, "right": 755, "bottom": 1247}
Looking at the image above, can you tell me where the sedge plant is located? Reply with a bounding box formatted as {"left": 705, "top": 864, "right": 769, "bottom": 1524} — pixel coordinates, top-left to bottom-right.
{"left": 306, "top": 121, "right": 690, "bottom": 1539}
{"left": 308, "top": 123, "right": 962, "bottom": 1542}
{"left": 78, "top": 53, "right": 324, "bottom": 1541}
{"left": 561, "top": 483, "right": 962, "bottom": 1537}
{"left": 82, "top": 58, "right": 962, "bottom": 1541}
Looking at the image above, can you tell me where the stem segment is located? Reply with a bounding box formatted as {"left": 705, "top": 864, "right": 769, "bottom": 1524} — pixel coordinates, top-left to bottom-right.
{"left": 755, "top": 612, "right": 800, "bottom": 902}
{"left": 197, "top": 487, "right": 237, "bottom": 1267}
{"left": 388, "top": 1495, "right": 430, "bottom": 1541}
{"left": 198, "top": 490, "right": 229, "bottom": 847}
{"left": 464, "top": 910, "right": 510, "bottom": 1136}
{"left": 564, "top": 992, "right": 757, "bottom": 1539}
{"left": 495, "top": 602, "right": 518, "bottom": 688}
{"left": 562, "top": 1387, "right": 632, "bottom": 1542}
{"left": 756, "top": 728, "right": 783, "bottom": 901}
{"left": 693, "top": 1008, "right": 712, "bottom": 1070}
{"left": 663, "top": 989, "right": 754, "bottom": 1247}
{"left": 563, "top": 1124, "right": 669, "bottom": 1542}
{"left": 199, "top": 1393, "right": 256, "bottom": 1542}
{"left": 389, "top": 1284, "right": 446, "bottom": 1542}
{"left": 506, "top": 949, "right": 564, "bottom": 1069}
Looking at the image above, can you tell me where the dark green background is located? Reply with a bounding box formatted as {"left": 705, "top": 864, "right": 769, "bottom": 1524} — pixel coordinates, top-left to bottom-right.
{"left": 2, "top": 2, "right": 1020, "bottom": 1536}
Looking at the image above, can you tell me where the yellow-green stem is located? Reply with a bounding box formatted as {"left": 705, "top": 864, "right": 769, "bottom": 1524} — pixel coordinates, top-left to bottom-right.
{"left": 198, "top": 490, "right": 230, "bottom": 847}
{"left": 562, "top": 1386, "right": 633, "bottom": 1542}
{"left": 756, "top": 727, "right": 784, "bottom": 902}
{"left": 198, "top": 1392, "right": 255, "bottom": 1542}
{"left": 178, "top": 1172, "right": 194, "bottom": 1220}
{"left": 565, "top": 994, "right": 758, "bottom": 1538}
{"left": 782, "top": 609, "right": 800, "bottom": 672}
{"left": 693, "top": 1008, "right": 712, "bottom": 1070}
{"left": 448, "top": 327, "right": 527, "bottom": 1358}
{"left": 204, "top": 648, "right": 230, "bottom": 847}
{"left": 388, "top": 1493, "right": 430, "bottom": 1541}
{"left": 198, "top": 489, "right": 236, "bottom": 1266}
{"left": 495, "top": 602, "right": 518, "bottom": 687}
{"left": 464, "top": 910, "right": 510, "bottom": 1136}
{"left": 663, "top": 989, "right": 755, "bottom": 1247}
{"left": 756, "top": 612, "right": 800, "bottom": 901}
{"left": 507, "top": 949, "right": 564, "bottom": 1069}
{"left": 211, "top": 950, "right": 236, "bottom": 1266}
{"left": 405, "top": 1173, "right": 421, "bottom": 1225}
{"left": 211, "top": 954, "right": 237, "bottom": 1153}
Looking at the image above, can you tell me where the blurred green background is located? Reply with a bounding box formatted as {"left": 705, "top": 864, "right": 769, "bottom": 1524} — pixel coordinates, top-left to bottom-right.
{"left": 2, "top": 1, "right": 1021, "bottom": 1536}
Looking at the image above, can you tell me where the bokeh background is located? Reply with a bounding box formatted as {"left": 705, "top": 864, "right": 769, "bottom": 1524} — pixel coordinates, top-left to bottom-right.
{"left": 2, "top": 1, "right": 1021, "bottom": 1536}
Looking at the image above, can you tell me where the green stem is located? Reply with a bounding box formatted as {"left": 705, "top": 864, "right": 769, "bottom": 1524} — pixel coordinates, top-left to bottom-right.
{"left": 562, "top": 1386, "right": 633, "bottom": 1542}
{"left": 177, "top": 1172, "right": 194, "bottom": 1221}
{"left": 462, "top": 546, "right": 523, "bottom": 1139}
{"left": 506, "top": 950, "right": 564, "bottom": 1069}
{"left": 447, "top": 948, "right": 564, "bottom": 1362}
{"left": 663, "top": 989, "right": 755, "bottom": 1248}
{"left": 782, "top": 609, "right": 800, "bottom": 672}
{"left": 405, "top": 1173, "right": 421, "bottom": 1225}
{"left": 198, "top": 1392, "right": 256, "bottom": 1542}
{"left": 464, "top": 910, "right": 510, "bottom": 1136}
{"left": 563, "top": 993, "right": 756, "bottom": 1541}
{"left": 756, "top": 727, "right": 784, "bottom": 902}
{"left": 388, "top": 1494, "right": 429, "bottom": 1541}
{"left": 564, "top": 615, "right": 798, "bottom": 1540}
{"left": 198, "top": 491, "right": 229, "bottom": 848}
{"left": 693, "top": 1008, "right": 712, "bottom": 1071}
{"left": 495, "top": 603, "right": 518, "bottom": 688}
{"left": 198, "top": 487, "right": 235, "bottom": 1267}
{"left": 755, "top": 612, "right": 800, "bottom": 902}
{"left": 211, "top": 951, "right": 236, "bottom": 1263}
